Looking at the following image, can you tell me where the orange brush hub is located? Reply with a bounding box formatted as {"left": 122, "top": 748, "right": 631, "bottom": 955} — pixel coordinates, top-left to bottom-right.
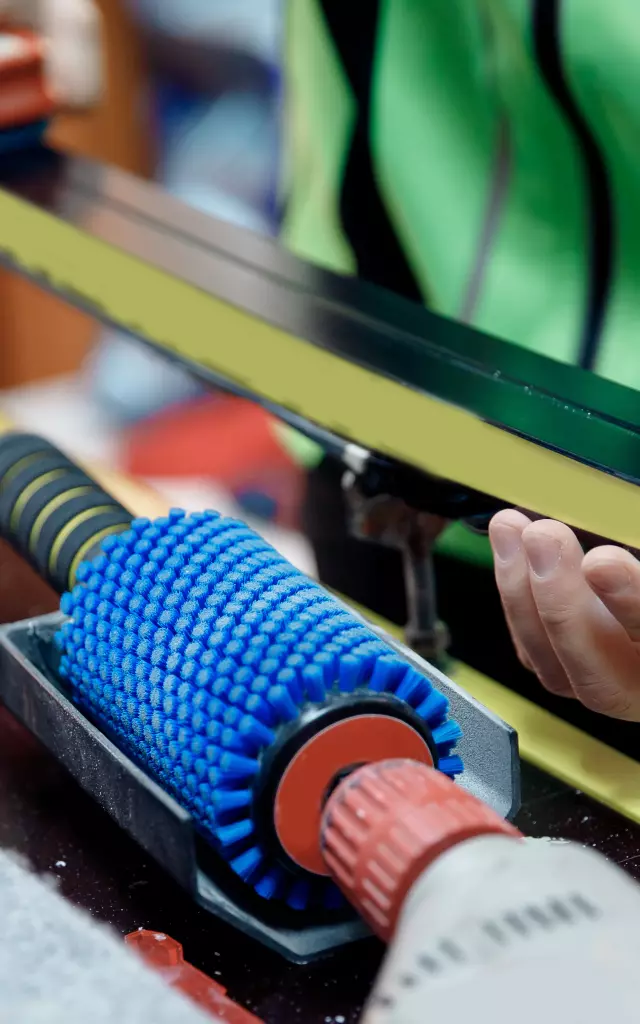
{"left": 254, "top": 696, "right": 438, "bottom": 883}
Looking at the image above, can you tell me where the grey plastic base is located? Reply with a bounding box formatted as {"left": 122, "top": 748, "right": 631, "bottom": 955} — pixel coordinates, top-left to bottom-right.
{"left": 0, "top": 613, "right": 519, "bottom": 962}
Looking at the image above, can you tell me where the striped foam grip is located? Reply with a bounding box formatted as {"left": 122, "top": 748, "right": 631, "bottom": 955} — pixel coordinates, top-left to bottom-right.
{"left": 0, "top": 433, "right": 132, "bottom": 593}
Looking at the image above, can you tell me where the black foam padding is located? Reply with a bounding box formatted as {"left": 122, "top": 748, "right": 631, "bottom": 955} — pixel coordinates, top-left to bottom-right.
{"left": 0, "top": 432, "right": 58, "bottom": 486}
{"left": 33, "top": 491, "right": 125, "bottom": 591}
{"left": 0, "top": 433, "right": 131, "bottom": 593}
{"left": 53, "top": 506, "right": 132, "bottom": 593}
{"left": 0, "top": 454, "right": 92, "bottom": 534}
{"left": 16, "top": 468, "right": 98, "bottom": 552}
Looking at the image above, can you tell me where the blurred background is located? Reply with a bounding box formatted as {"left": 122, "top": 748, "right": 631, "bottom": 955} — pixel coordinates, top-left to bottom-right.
{"left": 0, "top": 0, "right": 314, "bottom": 582}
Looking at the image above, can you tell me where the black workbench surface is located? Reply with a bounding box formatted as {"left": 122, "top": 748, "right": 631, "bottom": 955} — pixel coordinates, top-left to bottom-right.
{"left": 1, "top": 701, "right": 639, "bottom": 1024}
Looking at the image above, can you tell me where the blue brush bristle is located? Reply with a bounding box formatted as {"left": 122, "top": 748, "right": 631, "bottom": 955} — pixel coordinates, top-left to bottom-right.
{"left": 56, "top": 510, "right": 463, "bottom": 911}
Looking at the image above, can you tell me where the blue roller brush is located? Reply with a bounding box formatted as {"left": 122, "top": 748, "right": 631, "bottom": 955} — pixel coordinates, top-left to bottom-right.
{"left": 0, "top": 434, "right": 463, "bottom": 915}
{"left": 55, "top": 510, "right": 463, "bottom": 910}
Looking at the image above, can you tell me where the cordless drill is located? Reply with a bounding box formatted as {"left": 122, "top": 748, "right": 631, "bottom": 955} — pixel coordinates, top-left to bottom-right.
{"left": 322, "top": 760, "right": 640, "bottom": 1023}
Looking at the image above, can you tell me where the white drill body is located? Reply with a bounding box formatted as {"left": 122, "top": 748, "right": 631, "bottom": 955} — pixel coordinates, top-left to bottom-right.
{"left": 364, "top": 835, "right": 640, "bottom": 1023}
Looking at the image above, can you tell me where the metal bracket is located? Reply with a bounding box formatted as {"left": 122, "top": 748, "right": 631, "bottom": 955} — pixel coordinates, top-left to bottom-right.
{"left": 341, "top": 446, "right": 504, "bottom": 667}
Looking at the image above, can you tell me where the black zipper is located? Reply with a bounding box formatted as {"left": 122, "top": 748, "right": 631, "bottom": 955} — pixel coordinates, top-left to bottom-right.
{"left": 319, "top": 0, "right": 426, "bottom": 304}
{"left": 531, "top": 0, "right": 615, "bottom": 371}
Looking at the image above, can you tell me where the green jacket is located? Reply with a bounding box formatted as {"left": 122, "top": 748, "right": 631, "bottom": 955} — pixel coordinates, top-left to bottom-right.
{"left": 278, "top": 0, "right": 640, "bottom": 566}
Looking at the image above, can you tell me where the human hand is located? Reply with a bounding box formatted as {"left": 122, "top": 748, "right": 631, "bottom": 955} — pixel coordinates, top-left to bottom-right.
{"left": 489, "top": 509, "right": 640, "bottom": 721}
{"left": 0, "top": 0, "right": 102, "bottom": 108}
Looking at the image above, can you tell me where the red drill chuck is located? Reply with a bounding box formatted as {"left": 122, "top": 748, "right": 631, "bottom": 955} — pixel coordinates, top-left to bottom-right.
{"left": 321, "top": 760, "right": 520, "bottom": 942}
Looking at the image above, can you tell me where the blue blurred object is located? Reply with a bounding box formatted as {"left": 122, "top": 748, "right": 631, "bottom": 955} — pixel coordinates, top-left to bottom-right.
{"left": 158, "top": 84, "right": 279, "bottom": 235}
{"left": 235, "top": 489, "right": 278, "bottom": 522}
{"left": 88, "top": 0, "right": 282, "bottom": 425}
{"left": 84, "top": 334, "right": 203, "bottom": 425}
{"left": 126, "top": 0, "right": 280, "bottom": 63}
{"left": 127, "top": 0, "right": 281, "bottom": 234}
{"left": 0, "top": 120, "right": 48, "bottom": 155}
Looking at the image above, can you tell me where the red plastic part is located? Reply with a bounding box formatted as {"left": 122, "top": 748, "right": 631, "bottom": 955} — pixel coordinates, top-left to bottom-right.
{"left": 123, "top": 395, "right": 303, "bottom": 528}
{"left": 0, "top": 29, "right": 55, "bottom": 129}
{"left": 274, "top": 714, "right": 434, "bottom": 877}
{"left": 321, "top": 759, "right": 521, "bottom": 943}
{"left": 125, "top": 930, "right": 263, "bottom": 1023}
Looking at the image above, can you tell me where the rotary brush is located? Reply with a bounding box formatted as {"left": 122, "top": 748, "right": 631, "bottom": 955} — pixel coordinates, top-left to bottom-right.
{"left": 0, "top": 433, "right": 518, "bottom": 958}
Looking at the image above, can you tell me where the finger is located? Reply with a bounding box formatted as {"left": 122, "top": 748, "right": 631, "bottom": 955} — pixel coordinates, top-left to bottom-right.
{"left": 522, "top": 521, "right": 640, "bottom": 720}
{"left": 490, "top": 510, "right": 536, "bottom": 671}
{"left": 583, "top": 546, "right": 640, "bottom": 643}
{"left": 490, "top": 510, "right": 534, "bottom": 671}
{"left": 42, "top": 0, "right": 102, "bottom": 108}
{"left": 489, "top": 510, "right": 574, "bottom": 697}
